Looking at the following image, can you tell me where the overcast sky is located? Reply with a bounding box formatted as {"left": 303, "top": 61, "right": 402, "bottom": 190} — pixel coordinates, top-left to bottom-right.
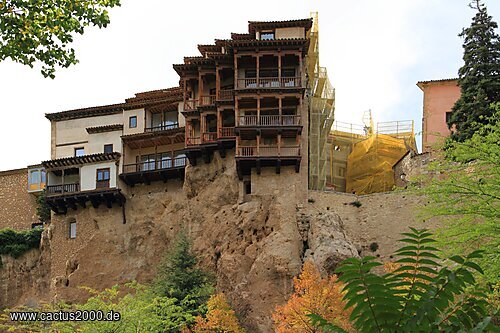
{"left": 0, "top": 0, "right": 499, "bottom": 171}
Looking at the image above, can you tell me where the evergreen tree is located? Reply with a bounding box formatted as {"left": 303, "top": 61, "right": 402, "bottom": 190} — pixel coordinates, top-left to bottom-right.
{"left": 154, "top": 232, "right": 214, "bottom": 316}
{"left": 448, "top": 0, "right": 500, "bottom": 141}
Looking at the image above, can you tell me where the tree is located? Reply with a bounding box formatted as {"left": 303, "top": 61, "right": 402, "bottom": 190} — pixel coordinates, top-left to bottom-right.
{"left": 36, "top": 191, "right": 51, "bottom": 223}
{"left": 416, "top": 104, "right": 499, "bottom": 288}
{"left": 0, "top": 0, "right": 120, "bottom": 78}
{"left": 273, "top": 261, "right": 353, "bottom": 333}
{"left": 0, "top": 283, "right": 194, "bottom": 332}
{"left": 154, "top": 232, "right": 214, "bottom": 324}
{"left": 448, "top": 0, "right": 500, "bottom": 141}
{"left": 309, "top": 228, "right": 497, "bottom": 332}
{"left": 193, "top": 293, "right": 245, "bottom": 333}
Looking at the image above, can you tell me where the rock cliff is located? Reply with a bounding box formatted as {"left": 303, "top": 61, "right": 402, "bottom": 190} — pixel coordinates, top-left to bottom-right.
{"left": 4, "top": 152, "right": 420, "bottom": 331}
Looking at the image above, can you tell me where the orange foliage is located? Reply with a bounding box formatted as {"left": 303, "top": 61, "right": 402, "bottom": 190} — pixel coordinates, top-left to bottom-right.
{"left": 272, "top": 261, "right": 353, "bottom": 333}
{"left": 193, "top": 293, "right": 245, "bottom": 333}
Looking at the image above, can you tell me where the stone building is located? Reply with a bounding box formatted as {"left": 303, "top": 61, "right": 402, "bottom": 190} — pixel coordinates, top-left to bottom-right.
{"left": 0, "top": 167, "right": 44, "bottom": 230}
{"left": 417, "top": 78, "right": 460, "bottom": 152}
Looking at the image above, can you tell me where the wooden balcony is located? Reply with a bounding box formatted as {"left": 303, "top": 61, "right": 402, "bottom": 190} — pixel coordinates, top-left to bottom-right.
{"left": 237, "top": 145, "right": 300, "bottom": 157}
{"left": 184, "top": 99, "right": 198, "bottom": 111}
{"left": 46, "top": 183, "right": 80, "bottom": 196}
{"left": 120, "top": 157, "right": 187, "bottom": 186}
{"left": 45, "top": 185, "right": 125, "bottom": 214}
{"left": 237, "top": 115, "right": 301, "bottom": 127}
{"left": 237, "top": 77, "right": 301, "bottom": 89}
{"left": 219, "top": 127, "right": 235, "bottom": 138}
{"left": 186, "top": 136, "right": 201, "bottom": 146}
{"left": 217, "top": 90, "right": 234, "bottom": 102}
{"left": 202, "top": 132, "right": 217, "bottom": 142}
{"left": 236, "top": 144, "right": 301, "bottom": 179}
{"left": 144, "top": 123, "right": 179, "bottom": 133}
{"left": 200, "top": 95, "right": 216, "bottom": 106}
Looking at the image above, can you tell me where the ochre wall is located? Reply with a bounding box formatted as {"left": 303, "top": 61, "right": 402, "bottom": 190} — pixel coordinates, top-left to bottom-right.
{"left": 0, "top": 168, "right": 39, "bottom": 230}
{"left": 419, "top": 80, "right": 460, "bottom": 152}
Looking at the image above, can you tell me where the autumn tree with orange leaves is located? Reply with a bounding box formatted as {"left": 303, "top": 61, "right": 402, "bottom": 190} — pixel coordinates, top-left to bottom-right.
{"left": 193, "top": 293, "right": 245, "bottom": 333}
{"left": 273, "top": 261, "right": 353, "bottom": 333}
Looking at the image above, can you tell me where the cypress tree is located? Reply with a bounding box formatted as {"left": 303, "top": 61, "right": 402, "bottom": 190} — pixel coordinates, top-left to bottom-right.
{"left": 448, "top": 0, "right": 500, "bottom": 141}
{"left": 154, "top": 232, "right": 214, "bottom": 313}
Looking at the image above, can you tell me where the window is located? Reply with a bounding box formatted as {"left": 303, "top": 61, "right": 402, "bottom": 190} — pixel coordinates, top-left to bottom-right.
{"left": 104, "top": 144, "right": 113, "bottom": 153}
{"left": 29, "top": 170, "right": 40, "bottom": 185}
{"left": 69, "top": 221, "right": 77, "bottom": 239}
{"left": 96, "top": 168, "right": 110, "bottom": 188}
{"left": 260, "top": 31, "right": 275, "bottom": 40}
{"left": 129, "top": 116, "right": 137, "bottom": 128}
{"left": 74, "top": 147, "right": 84, "bottom": 157}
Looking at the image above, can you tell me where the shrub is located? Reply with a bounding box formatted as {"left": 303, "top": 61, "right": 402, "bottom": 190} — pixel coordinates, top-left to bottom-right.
{"left": 310, "top": 228, "right": 497, "bottom": 332}
{"left": 349, "top": 200, "right": 362, "bottom": 208}
{"left": 369, "top": 242, "right": 379, "bottom": 252}
{"left": 0, "top": 228, "right": 42, "bottom": 268}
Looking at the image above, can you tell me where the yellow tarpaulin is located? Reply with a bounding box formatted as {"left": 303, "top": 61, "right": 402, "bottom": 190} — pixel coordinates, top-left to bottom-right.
{"left": 346, "top": 134, "right": 409, "bottom": 195}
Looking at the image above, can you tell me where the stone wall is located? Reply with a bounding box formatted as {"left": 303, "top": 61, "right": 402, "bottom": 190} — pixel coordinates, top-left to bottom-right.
{"left": 0, "top": 168, "right": 38, "bottom": 230}
{"left": 393, "top": 151, "right": 439, "bottom": 188}
{"left": 308, "top": 190, "right": 440, "bottom": 264}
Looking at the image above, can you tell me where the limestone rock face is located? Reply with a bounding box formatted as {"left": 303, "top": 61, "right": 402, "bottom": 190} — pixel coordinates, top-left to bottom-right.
{"left": 0, "top": 152, "right": 359, "bottom": 332}
{"left": 0, "top": 230, "right": 51, "bottom": 308}
{"left": 300, "top": 211, "right": 359, "bottom": 275}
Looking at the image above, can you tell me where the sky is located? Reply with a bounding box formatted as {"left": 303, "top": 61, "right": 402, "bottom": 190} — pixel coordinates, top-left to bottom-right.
{"left": 0, "top": 0, "right": 499, "bottom": 171}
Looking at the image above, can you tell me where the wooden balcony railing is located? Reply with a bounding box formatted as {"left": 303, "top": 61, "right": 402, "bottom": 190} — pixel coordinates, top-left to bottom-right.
{"left": 219, "top": 127, "right": 235, "bottom": 138}
{"left": 202, "top": 132, "right": 217, "bottom": 142}
{"left": 184, "top": 99, "right": 198, "bottom": 111}
{"left": 237, "top": 77, "right": 301, "bottom": 89}
{"left": 238, "top": 115, "right": 258, "bottom": 126}
{"left": 237, "top": 145, "right": 300, "bottom": 157}
{"left": 145, "top": 123, "right": 179, "bottom": 132}
{"left": 200, "top": 95, "right": 216, "bottom": 106}
{"left": 122, "top": 157, "right": 187, "bottom": 174}
{"left": 46, "top": 183, "right": 80, "bottom": 196}
{"left": 237, "top": 115, "right": 301, "bottom": 126}
{"left": 218, "top": 90, "right": 234, "bottom": 101}
{"left": 186, "top": 137, "right": 201, "bottom": 146}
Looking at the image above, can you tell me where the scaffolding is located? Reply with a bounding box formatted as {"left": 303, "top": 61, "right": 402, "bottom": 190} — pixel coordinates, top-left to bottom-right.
{"left": 308, "top": 12, "right": 335, "bottom": 190}
{"left": 327, "top": 119, "right": 416, "bottom": 194}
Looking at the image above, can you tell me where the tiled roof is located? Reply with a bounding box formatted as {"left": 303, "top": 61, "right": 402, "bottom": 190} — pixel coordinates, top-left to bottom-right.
{"left": 46, "top": 87, "right": 182, "bottom": 121}
{"left": 42, "top": 152, "right": 121, "bottom": 169}
{"left": 86, "top": 124, "right": 123, "bottom": 134}
{"left": 417, "top": 78, "right": 458, "bottom": 84}
{"left": 248, "top": 18, "right": 313, "bottom": 33}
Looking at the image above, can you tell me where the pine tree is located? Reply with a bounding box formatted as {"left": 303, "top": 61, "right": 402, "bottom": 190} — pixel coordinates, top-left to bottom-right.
{"left": 448, "top": 0, "right": 500, "bottom": 141}
{"left": 154, "top": 232, "right": 214, "bottom": 315}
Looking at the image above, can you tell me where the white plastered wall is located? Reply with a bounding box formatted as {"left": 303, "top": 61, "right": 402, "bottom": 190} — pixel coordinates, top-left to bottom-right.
{"left": 122, "top": 108, "right": 145, "bottom": 136}
{"left": 54, "top": 113, "right": 123, "bottom": 158}
{"left": 88, "top": 131, "right": 122, "bottom": 155}
{"left": 80, "top": 161, "right": 118, "bottom": 191}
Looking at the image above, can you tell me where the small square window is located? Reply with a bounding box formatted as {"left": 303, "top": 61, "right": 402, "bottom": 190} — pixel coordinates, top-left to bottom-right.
{"left": 74, "top": 147, "right": 84, "bottom": 157}
{"left": 69, "top": 222, "right": 77, "bottom": 239}
{"left": 129, "top": 116, "right": 137, "bottom": 128}
{"left": 104, "top": 144, "right": 113, "bottom": 153}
